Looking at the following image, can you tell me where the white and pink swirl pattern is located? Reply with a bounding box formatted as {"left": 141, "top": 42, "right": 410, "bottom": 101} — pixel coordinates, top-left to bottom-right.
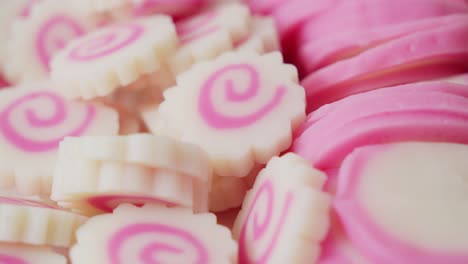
{"left": 238, "top": 178, "right": 293, "bottom": 264}
{"left": 0, "top": 91, "right": 95, "bottom": 152}
{"left": 68, "top": 23, "right": 144, "bottom": 61}
{"left": 36, "top": 15, "right": 85, "bottom": 70}
{"left": 198, "top": 63, "right": 286, "bottom": 129}
{"left": 107, "top": 222, "right": 210, "bottom": 264}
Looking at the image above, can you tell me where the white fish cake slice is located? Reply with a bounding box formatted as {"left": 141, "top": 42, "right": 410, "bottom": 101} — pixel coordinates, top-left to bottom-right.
{"left": 51, "top": 15, "right": 178, "bottom": 100}
{"left": 4, "top": 0, "right": 99, "bottom": 83}
{"left": 159, "top": 51, "right": 305, "bottom": 177}
{"left": 0, "top": 196, "right": 86, "bottom": 247}
{"left": 0, "top": 0, "right": 36, "bottom": 70}
{"left": 0, "top": 243, "right": 66, "bottom": 264}
{"left": 235, "top": 16, "right": 280, "bottom": 54}
{"left": 57, "top": 134, "right": 211, "bottom": 179}
{"left": 233, "top": 153, "right": 331, "bottom": 264}
{"left": 70, "top": 204, "right": 237, "bottom": 264}
{"left": 167, "top": 2, "right": 251, "bottom": 75}
{"left": 0, "top": 83, "right": 118, "bottom": 196}
{"left": 52, "top": 134, "right": 212, "bottom": 215}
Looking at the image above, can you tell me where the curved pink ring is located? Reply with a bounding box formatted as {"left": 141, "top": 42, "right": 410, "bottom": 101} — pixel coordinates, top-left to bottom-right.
{"left": 333, "top": 146, "right": 468, "bottom": 264}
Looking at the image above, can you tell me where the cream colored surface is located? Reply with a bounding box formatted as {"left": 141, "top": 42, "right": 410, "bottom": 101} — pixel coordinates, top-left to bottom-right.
{"left": 52, "top": 134, "right": 212, "bottom": 215}
{"left": 0, "top": 0, "right": 29, "bottom": 71}
{"left": 209, "top": 165, "right": 261, "bottom": 212}
{"left": 0, "top": 202, "right": 86, "bottom": 247}
{"left": 360, "top": 142, "right": 468, "bottom": 251}
{"left": 0, "top": 243, "right": 66, "bottom": 264}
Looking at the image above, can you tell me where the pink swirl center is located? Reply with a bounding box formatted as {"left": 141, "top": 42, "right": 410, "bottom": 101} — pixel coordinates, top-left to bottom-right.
{"left": 68, "top": 24, "right": 144, "bottom": 61}
{"left": 36, "top": 15, "right": 85, "bottom": 70}
{"left": 0, "top": 91, "right": 96, "bottom": 152}
{"left": 198, "top": 64, "right": 286, "bottom": 129}
{"left": 239, "top": 179, "right": 293, "bottom": 264}
{"left": 176, "top": 11, "right": 217, "bottom": 44}
{"left": 108, "top": 223, "right": 209, "bottom": 264}
{"left": 0, "top": 254, "right": 27, "bottom": 264}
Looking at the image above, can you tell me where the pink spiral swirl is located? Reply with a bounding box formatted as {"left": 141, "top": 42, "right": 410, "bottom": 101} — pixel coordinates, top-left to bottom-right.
{"left": 36, "top": 15, "right": 85, "bottom": 70}
{"left": 0, "top": 91, "right": 95, "bottom": 152}
{"left": 108, "top": 223, "right": 209, "bottom": 264}
{"left": 239, "top": 179, "right": 293, "bottom": 264}
{"left": 68, "top": 24, "right": 143, "bottom": 61}
{"left": 0, "top": 254, "right": 27, "bottom": 264}
{"left": 198, "top": 64, "right": 286, "bottom": 129}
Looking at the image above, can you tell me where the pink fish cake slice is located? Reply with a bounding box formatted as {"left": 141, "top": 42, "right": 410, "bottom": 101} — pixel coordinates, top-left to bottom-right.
{"left": 299, "top": 14, "right": 468, "bottom": 74}
{"left": 0, "top": 195, "right": 86, "bottom": 248}
{"left": 293, "top": 85, "right": 468, "bottom": 175}
{"left": 3, "top": 0, "right": 100, "bottom": 83}
{"left": 299, "top": 0, "right": 468, "bottom": 44}
{"left": 70, "top": 204, "right": 237, "bottom": 264}
{"left": 233, "top": 153, "right": 331, "bottom": 264}
{"left": 51, "top": 134, "right": 212, "bottom": 215}
{"left": 334, "top": 142, "right": 468, "bottom": 264}
{"left": 159, "top": 51, "right": 305, "bottom": 178}
{"left": 0, "top": 83, "right": 118, "bottom": 196}
{"left": 133, "top": 0, "right": 208, "bottom": 18}
{"left": 0, "top": 243, "right": 67, "bottom": 264}
{"left": 301, "top": 20, "right": 468, "bottom": 111}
